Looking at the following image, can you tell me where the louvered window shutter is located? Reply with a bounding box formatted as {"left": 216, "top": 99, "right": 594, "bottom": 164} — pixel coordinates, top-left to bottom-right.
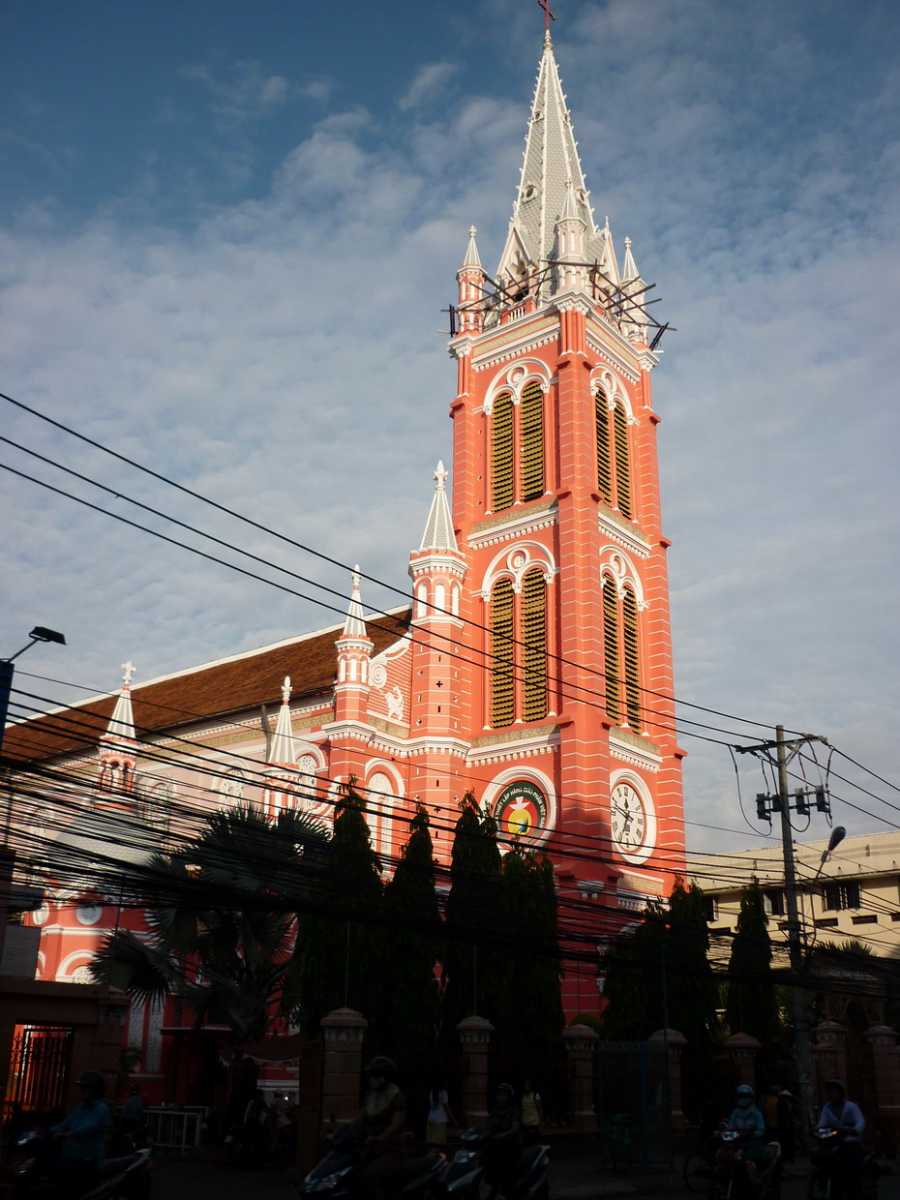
{"left": 492, "top": 393, "right": 515, "bottom": 511}
{"left": 520, "top": 381, "right": 545, "bottom": 502}
{"left": 602, "top": 580, "right": 621, "bottom": 722}
{"left": 522, "top": 568, "right": 548, "bottom": 722}
{"left": 491, "top": 578, "right": 516, "bottom": 728}
{"left": 623, "top": 587, "right": 641, "bottom": 730}
{"left": 596, "top": 389, "right": 612, "bottom": 503}
{"left": 614, "top": 403, "right": 632, "bottom": 519}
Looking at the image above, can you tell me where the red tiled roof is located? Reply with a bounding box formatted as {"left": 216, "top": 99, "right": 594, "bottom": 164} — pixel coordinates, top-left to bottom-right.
{"left": 5, "top": 610, "right": 411, "bottom": 765}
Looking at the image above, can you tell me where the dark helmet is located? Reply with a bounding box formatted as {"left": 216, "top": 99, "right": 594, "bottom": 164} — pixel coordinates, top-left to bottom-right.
{"left": 736, "top": 1084, "right": 755, "bottom": 1105}
{"left": 826, "top": 1079, "right": 846, "bottom": 1098}
{"left": 364, "top": 1056, "right": 397, "bottom": 1080}
{"left": 78, "top": 1071, "right": 106, "bottom": 1098}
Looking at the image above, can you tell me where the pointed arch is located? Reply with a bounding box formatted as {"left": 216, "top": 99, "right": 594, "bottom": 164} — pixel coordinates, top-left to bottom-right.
{"left": 595, "top": 386, "right": 612, "bottom": 503}
{"left": 622, "top": 586, "right": 641, "bottom": 730}
{"left": 492, "top": 392, "right": 515, "bottom": 511}
{"left": 602, "top": 576, "right": 621, "bottom": 722}
{"left": 522, "top": 567, "right": 548, "bottom": 722}
{"left": 613, "top": 401, "right": 632, "bottom": 519}
{"left": 491, "top": 577, "right": 516, "bottom": 728}
{"left": 520, "top": 380, "right": 545, "bottom": 501}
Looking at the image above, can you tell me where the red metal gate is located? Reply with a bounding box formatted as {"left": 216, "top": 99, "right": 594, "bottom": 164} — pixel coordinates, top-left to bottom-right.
{"left": 6, "top": 1025, "right": 74, "bottom": 1113}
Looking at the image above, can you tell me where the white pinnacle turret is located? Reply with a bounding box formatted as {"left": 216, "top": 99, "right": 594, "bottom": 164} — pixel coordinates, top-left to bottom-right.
{"left": 102, "top": 661, "right": 137, "bottom": 744}
{"left": 419, "top": 461, "right": 459, "bottom": 552}
{"left": 269, "top": 675, "right": 296, "bottom": 765}
{"left": 341, "top": 566, "right": 368, "bottom": 639}
{"left": 621, "top": 236, "right": 641, "bottom": 284}
{"left": 461, "top": 225, "right": 483, "bottom": 270}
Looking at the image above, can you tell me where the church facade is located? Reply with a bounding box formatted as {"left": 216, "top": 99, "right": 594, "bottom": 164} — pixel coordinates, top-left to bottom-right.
{"left": 5, "top": 32, "right": 685, "bottom": 1087}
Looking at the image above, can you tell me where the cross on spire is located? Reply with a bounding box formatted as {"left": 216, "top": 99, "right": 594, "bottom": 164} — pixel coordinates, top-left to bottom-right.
{"left": 537, "top": 0, "right": 556, "bottom": 37}
{"left": 121, "top": 661, "right": 136, "bottom": 687}
{"left": 281, "top": 675, "right": 292, "bottom": 704}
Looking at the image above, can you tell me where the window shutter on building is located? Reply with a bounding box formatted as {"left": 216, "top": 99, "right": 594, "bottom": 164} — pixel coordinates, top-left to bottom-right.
{"left": 491, "top": 577, "right": 516, "bottom": 727}
{"left": 596, "top": 389, "right": 612, "bottom": 503}
{"left": 520, "top": 381, "right": 545, "bottom": 502}
{"left": 602, "top": 579, "right": 621, "bottom": 721}
{"left": 492, "top": 393, "right": 515, "bottom": 511}
{"left": 622, "top": 587, "right": 641, "bottom": 730}
{"left": 613, "top": 402, "right": 632, "bottom": 518}
{"left": 522, "top": 568, "right": 548, "bottom": 722}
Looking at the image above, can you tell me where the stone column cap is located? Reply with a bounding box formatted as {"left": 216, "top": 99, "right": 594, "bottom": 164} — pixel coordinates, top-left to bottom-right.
{"left": 321, "top": 1006, "right": 368, "bottom": 1031}
{"left": 865, "top": 1024, "right": 897, "bottom": 1042}
{"left": 563, "top": 1022, "right": 600, "bottom": 1043}
{"left": 457, "top": 1014, "right": 494, "bottom": 1034}
{"left": 815, "top": 1019, "right": 847, "bottom": 1034}
{"left": 649, "top": 1028, "right": 687, "bottom": 1047}
{"left": 724, "top": 1032, "right": 763, "bottom": 1051}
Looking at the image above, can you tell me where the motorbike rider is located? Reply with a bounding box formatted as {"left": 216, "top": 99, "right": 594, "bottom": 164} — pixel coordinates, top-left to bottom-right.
{"left": 721, "top": 1084, "right": 768, "bottom": 1186}
{"left": 816, "top": 1080, "right": 865, "bottom": 1199}
{"left": 482, "top": 1083, "right": 522, "bottom": 1199}
{"left": 50, "top": 1070, "right": 112, "bottom": 1195}
{"left": 358, "top": 1056, "right": 407, "bottom": 1200}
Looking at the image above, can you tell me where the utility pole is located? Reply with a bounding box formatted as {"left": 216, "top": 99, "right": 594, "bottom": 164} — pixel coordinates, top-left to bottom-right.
{"left": 737, "top": 725, "right": 830, "bottom": 1142}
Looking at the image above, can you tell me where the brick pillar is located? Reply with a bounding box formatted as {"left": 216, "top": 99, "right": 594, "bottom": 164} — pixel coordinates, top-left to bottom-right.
{"left": 813, "top": 1020, "right": 847, "bottom": 1103}
{"left": 458, "top": 1015, "right": 493, "bottom": 1123}
{"left": 725, "top": 1032, "right": 762, "bottom": 1088}
{"left": 320, "top": 1007, "right": 368, "bottom": 1128}
{"left": 650, "top": 1028, "right": 688, "bottom": 1131}
{"left": 866, "top": 1025, "right": 900, "bottom": 1150}
{"left": 563, "top": 1022, "right": 598, "bottom": 1133}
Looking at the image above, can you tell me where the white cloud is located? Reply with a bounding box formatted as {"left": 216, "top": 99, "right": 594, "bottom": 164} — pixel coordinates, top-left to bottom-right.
{"left": 3, "top": 5, "right": 900, "bottom": 857}
{"left": 181, "top": 59, "right": 293, "bottom": 123}
{"left": 398, "top": 61, "right": 459, "bottom": 112}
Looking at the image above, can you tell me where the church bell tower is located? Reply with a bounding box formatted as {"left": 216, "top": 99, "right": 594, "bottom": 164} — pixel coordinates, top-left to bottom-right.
{"left": 448, "top": 28, "right": 686, "bottom": 958}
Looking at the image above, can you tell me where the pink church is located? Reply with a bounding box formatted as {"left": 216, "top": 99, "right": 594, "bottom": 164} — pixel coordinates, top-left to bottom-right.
{"left": 6, "top": 31, "right": 686, "bottom": 1098}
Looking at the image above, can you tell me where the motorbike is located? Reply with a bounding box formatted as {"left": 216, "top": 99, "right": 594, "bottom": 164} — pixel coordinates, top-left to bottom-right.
{"left": 299, "top": 1126, "right": 446, "bottom": 1198}
{"left": 451, "top": 1127, "right": 549, "bottom": 1200}
{"left": 10, "top": 1128, "right": 152, "bottom": 1200}
{"left": 808, "top": 1128, "right": 879, "bottom": 1200}
{"left": 710, "top": 1128, "right": 781, "bottom": 1200}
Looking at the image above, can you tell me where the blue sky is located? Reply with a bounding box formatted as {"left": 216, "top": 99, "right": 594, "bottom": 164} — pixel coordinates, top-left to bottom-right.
{"left": 3, "top": 0, "right": 900, "bottom": 852}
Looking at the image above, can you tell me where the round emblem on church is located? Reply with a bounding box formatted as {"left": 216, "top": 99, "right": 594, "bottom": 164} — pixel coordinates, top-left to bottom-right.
{"left": 493, "top": 780, "right": 548, "bottom": 842}
{"left": 370, "top": 662, "right": 388, "bottom": 690}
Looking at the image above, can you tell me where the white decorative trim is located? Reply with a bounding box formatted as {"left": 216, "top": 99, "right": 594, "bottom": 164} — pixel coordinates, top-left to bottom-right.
{"left": 585, "top": 324, "right": 641, "bottom": 385}
{"left": 637, "top": 348, "right": 661, "bottom": 373}
{"left": 468, "top": 504, "right": 558, "bottom": 550}
{"left": 553, "top": 290, "right": 593, "bottom": 316}
{"left": 609, "top": 731, "right": 662, "bottom": 773}
{"left": 480, "top": 764, "right": 558, "bottom": 847}
{"left": 597, "top": 510, "right": 652, "bottom": 559}
{"left": 322, "top": 720, "right": 470, "bottom": 760}
{"left": 599, "top": 546, "right": 647, "bottom": 609}
{"left": 472, "top": 324, "right": 559, "bottom": 373}
{"left": 483, "top": 358, "right": 553, "bottom": 415}
{"left": 56, "top": 949, "right": 96, "bottom": 982}
{"left": 449, "top": 336, "right": 474, "bottom": 359}
{"left": 480, "top": 540, "right": 557, "bottom": 597}
{"left": 609, "top": 768, "right": 657, "bottom": 866}
{"left": 590, "top": 366, "right": 636, "bottom": 424}
{"left": 468, "top": 727, "right": 560, "bottom": 765}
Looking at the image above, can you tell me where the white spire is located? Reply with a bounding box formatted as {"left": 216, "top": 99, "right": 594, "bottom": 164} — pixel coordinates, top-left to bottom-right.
{"left": 102, "top": 661, "right": 136, "bottom": 743}
{"left": 621, "top": 236, "right": 641, "bottom": 284}
{"left": 461, "top": 225, "right": 483, "bottom": 270}
{"left": 268, "top": 675, "right": 296, "bottom": 765}
{"left": 419, "top": 461, "right": 459, "bottom": 552}
{"left": 498, "top": 37, "right": 615, "bottom": 284}
{"left": 559, "top": 177, "right": 581, "bottom": 223}
{"left": 341, "top": 566, "right": 368, "bottom": 638}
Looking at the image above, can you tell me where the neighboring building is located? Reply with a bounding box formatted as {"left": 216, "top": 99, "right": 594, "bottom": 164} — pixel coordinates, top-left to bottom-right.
{"left": 3, "top": 27, "right": 686, "bottom": 1087}
{"left": 687, "top": 831, "right": 900, "bottom": 954}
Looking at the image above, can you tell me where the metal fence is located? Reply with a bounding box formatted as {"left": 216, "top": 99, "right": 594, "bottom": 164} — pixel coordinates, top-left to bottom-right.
{"left": 595, "top": 1040, "right": 672, "bottom": 1166}
{"left": 145, "top": 1106, "right": 208, "bottom": 1152}
{"left": 6, "top": 1025, "right": 74, "bottom": 1114}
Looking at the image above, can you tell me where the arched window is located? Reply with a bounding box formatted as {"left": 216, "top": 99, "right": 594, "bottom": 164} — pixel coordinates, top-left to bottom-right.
{"left": 522, "top": 568, "right": 548, "bottom": 721}
{"left": 595, "top": 388, "right": 612, "bottom": 503}
{"left": 520, "top": 381, "right": 545, "bottom": 501}
{"left": 491, "top": 578, "right": 516, "bottom": 728}
{"left": 602, "top": 579, "right": 621, "bottom": 721}
{"left": 492, "top": 393, "right": 515, "bottom": 511}
{"left": 622, "top": 587, "right": 641, "bottom": 729}
{"left": 416, "top": 581, "right": 427, "bottom": 618}
{"left": 613, "top": 402, "right": 632, "bottom": 519}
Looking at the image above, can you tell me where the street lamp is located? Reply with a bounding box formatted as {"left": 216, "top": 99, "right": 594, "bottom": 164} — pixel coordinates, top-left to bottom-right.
{"left": 1, "top": 625, "right": 67, "bottom": 754}
{"left": 813, "top": 825, "right": 847, "bottom": 882}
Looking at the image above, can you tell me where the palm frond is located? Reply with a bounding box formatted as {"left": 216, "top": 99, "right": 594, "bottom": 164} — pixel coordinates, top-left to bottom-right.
{"left": 89, "top": 931, "right": 176, "bottom": 1006}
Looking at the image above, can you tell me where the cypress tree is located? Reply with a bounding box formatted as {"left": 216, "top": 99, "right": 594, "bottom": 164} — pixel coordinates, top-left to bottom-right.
{"left": 381, "top": 806, "right": 440, "bottom": 1067}
{"left": 443, "top": 793, "right": 504, "bottom": 1033}
{"left": 299, "top": 782, "right": 383, "bottom": 1034}
{"left": 726, "top": 882, "right": 779, "bottom": 1041}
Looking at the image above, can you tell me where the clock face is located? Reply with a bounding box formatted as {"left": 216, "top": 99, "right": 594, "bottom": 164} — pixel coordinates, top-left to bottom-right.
{"left": 610, "top": 782, "right": 649, "bottom": 860}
